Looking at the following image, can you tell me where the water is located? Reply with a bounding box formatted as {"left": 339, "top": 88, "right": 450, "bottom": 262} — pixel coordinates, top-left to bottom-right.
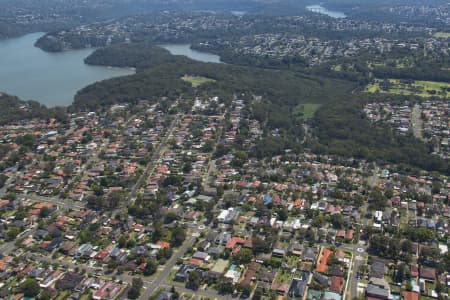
{"left": 306, "top": 4, "right": 346, "bottom": 18}
{"left": 231, "top": 11, "right": 246, "bottom": 17}
{"left": 0, "top": 32, "right": 135, "bottom": 107}
{"left": 159, "top": 44, "right": 222, "bottom": 64}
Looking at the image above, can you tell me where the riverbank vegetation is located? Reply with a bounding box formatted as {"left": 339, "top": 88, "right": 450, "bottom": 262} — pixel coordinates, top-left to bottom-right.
{"left": 0, "top": 93, "right": 67, "bottom": 125}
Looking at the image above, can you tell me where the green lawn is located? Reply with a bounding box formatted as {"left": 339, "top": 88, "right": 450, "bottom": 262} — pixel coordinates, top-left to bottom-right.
{"left": 332, "top": 64, "right": 342, "bottom": 72}
{"left": 365, "top": 79, "right": 450, "bottom": 98}
{"left": 166, "top": 268, "right": 184, "bottom": 286}
{"left": 275, "top": 269, "right": 292, "bottom": 283}
{"left": 293, "top": 103, "right": 322, "bottom": 120}
{"left": 368, "top": 59, "right": 414, "bottom": 69}
{"left": 433, "top": 32, "right": 450, "bottom": 39}
{"left": 79, "top": 292, "right": 93, "bottom": 300}
{"left": 211, "top": 259, "right": 229, "bottom": 273}
{"left": 420, "top": 296, "right": 436, "bottom": 300}
{"left": 56, "top": 291, "right": 69, "bottom": 300}
{"left": 181, "top": 76, "right": 216, "bottom": 87}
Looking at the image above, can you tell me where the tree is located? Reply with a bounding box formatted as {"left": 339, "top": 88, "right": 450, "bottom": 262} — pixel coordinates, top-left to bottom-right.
{"left": 217, "top": 279, "right": 234, "bottom": 294}
{"left": 171, "top": 226, "right": 186, "bottom": 247}
{"left": 311, "top": 214, "right": 325, "bottom": 227}
{"left": 21, "top": 278, "right": 40, "bottom": 297}
{"left": 6, "top": 227, "right": 20, "bottom": 241}
{"left": 118, "top": 235, "right": 127, "bottom": 248}
{"left": 126, "top": 238, "right": 136, "bottom": 249}
{"left": 86, "top": 194, "right": 101, "bottom": 210}
{"left": 157, "top": 247, "right": 173, "bottom": 260}
{"left": 143, "top": 260, "right": 157, "bottom": 276}
{"left": 38, "top": 290, "right": 52, "bottom": 300}
{"left": 14, "top": 209, "right": 27, "bottom": 220}
{"left": 0, "top": 174, "right": 8, "bottom": 188}
{"left": 330, "top": 214, "right": 345, "bottom": 229}
{"left": 231, "top": 151, "right": 248, "bottom": 167}
{"left": 252, "top": 236, "right": 269, "bottom": 254}
{"left": 369, "top": 188, "right": 387, "bottom": 210}
{"left": 108, "top": 190, "right": 123, "bottom": 208}
{"left": 443, "top": 252, "right": 450, "bottom": 273}
{"left": 128, "top": 278, "right": 143, "bottom": 299}
{"left": 240, "top": 284, "right": 252, "bottom": 297}
{"left": 91, "top": 183, "right": 104, "bottom": 196}
{"left": 277, "top": 208, "right": 288, "bottom": 221}
{"left": 164, "top": 212, "right": 178, "bottom": 224}
{"left": 187, "top": 271, "right": 201, "bottom": 290}
{"left": 419, "top": 246, "right": 441, "bottom": 267}
{"left": 162, "top": 175, "right": 181, "bottom": 187}
{"left": 170, "top": 286, "right": 180, "bottom": 300}
{"left": 405, "top": 280, "right": 413, "bottom": 291}
{"left": 370, "top": 235, "right": 389, "bottom": 257}
{"left": 394, "top": 263, "right": 410, "bottom": 283}
{"left": 152, "top": 222, "right": 165, "bottom": 242}
{"left": 39, "top": 206, "right": 52, "bottom": 218}
{"left": 415, "top": 228, "right": 435, "bottom": 243}
{"left": 435, "top": 281, "right": 445, "bottom": 294}
{"left": 401, "top": 240, "right": 414, "bottom": 254}
{"left": 202, "top": 140, "right": 214, "bottom": 152}
{"left": 233, "top": 248, "right": 253, "bottom": 265}
{"left": 78, "top": 230, "right": 93, "bottom": 244}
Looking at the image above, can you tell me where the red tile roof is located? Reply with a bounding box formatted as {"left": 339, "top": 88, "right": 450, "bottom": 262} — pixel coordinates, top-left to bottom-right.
{"left": 402, "top": 291, "right": 419, "bottom": 300}
{"left": 330, "top": 276, "right": 344, "bottom": 293}
{"left": 410, "top": 264, "right": 419, "bottom": 277}
{"left": 226, "top": 237, "right": 245, "bottom": 250}
{"left": 316, "top": 248, "right": 332, "bottom": 273}
{"left": 157, "top": 241, "right": 170, "bottom": 249}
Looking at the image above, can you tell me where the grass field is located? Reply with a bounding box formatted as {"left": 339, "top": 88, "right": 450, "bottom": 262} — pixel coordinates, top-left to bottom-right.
{"left": 332, "top": 64, "right": 342, "bottom": 72}
{"left": 181, "top": 75, "right": 216, "bottom": 87}
{"left": 433, "top": 32, "right": 450, "bottom": 39}
{"left": 368, "top": 59, "right": 413, "bottom": 69}
{"left": 211, "top": 259, "right": 229, "bottom": 273}
{"left": 275, "top": 269, "right": 293, "bottom": 284}
{"left": 293, "top": 103, "right": 322, "bottom": 120}
{"left": 365, "top": 79, "right": 450, "bottom": 98}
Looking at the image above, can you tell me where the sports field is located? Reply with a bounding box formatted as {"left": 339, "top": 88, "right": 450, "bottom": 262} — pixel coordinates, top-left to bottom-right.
{"left": 365, "top": 79, "right": 450, "bottom": 98}
{"left": 181, "top": 75, "right": 216, "bottom": 87}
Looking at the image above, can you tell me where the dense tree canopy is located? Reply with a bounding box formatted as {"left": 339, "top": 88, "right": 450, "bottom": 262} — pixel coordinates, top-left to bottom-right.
{"left": 0, "top": 93, "right": 67, "bottom": 125}
{"left": 85, "top": 44, "right": 191, "bottom": 70}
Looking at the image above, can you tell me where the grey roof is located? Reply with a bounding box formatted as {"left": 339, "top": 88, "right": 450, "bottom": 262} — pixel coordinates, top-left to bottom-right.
{"left": 323, "top": 291, "right": 342, "bottom": 300}
{"left": 370, "top": 262, "right": 386, "bottom": 278}
{"left": 192, "top": 251, "right": 209, "bottom": 260}
{"left": 303, "top": 247, "right": 316, "bottom": 261}
{"left": 369, "top": 277, "right": 390, "bottom": 290}
{"left": 313, "top": 272, "right": 329, "bottom": 288}
{"left": 155, "top": 291, "right": 173, "bottom": 300}
{"left": 366, "top": 284, "right": 390, "bottom": 298}
{"left": 288, "top": 278, "right": 308, "bottom": 298}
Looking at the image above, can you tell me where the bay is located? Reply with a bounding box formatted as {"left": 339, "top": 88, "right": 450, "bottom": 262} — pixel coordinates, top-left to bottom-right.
{"left": 0, "top": 32, "right": 135, "bottom": 107}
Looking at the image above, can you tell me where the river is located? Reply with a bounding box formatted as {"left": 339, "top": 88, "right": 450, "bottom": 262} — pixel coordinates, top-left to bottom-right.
{"left": 159, "top": 44, "right": 222, "bottom": 64}
{"left": 306, "top": 4, "right": 346, "bottom": 18}
{"left": 0, "top": 33, "right": 135, "bottom": 107}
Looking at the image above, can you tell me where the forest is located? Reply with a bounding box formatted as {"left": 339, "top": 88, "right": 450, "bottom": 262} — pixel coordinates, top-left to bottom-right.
{"left": 76, "top": 46, "right": 353, "bottom": 111}
{"left": 84, "top": 43, "right": 192, "bottom": 71}
{"left": 78, "top": 42, "right": 449, "bottom": 174}
{"left": 312, "top": 100, "right": 450, "bottom": 175}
